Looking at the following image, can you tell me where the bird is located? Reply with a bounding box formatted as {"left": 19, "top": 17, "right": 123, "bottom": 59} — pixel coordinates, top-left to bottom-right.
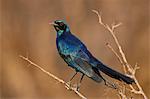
{"left": 50, "top": 20, "right": 135, "bottom": 90}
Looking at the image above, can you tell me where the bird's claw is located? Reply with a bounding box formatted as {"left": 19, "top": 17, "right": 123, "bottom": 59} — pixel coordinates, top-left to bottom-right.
{"left": 105, "top": 81, "right": 117, "bottom": 89}
{"left": 66, "top": 81, "right": 72, "bottom": 87}
{"left": 112, "top": 83, "right": 117, "bottom": 89}
{"left": 72, "top": 84, "right": 80, "bottom": 91}
{"left": 66, "top": 81, "right": 80, "bottom": 91}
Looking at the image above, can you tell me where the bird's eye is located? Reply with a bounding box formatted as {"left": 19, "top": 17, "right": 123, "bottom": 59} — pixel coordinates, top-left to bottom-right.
{"left": 59, "top": 22, "right": 64, "bottom": 26}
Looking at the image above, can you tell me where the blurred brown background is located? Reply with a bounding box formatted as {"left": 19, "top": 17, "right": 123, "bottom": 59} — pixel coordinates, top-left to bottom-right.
{"left": 1, "top": 0, "right": 149, "bottom": 99}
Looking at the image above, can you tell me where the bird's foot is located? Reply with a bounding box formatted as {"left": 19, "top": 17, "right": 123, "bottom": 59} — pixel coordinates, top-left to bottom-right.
{"left": 111, "top": 83, "right": 117, "bottom": 89}
{"left": 72, "top": 84, "right": 80, "bottom": 91}
{"left": 66, "top": 81, "right": 72, "bottom": 87}
{"left": 105, "top": 81, "right": 117, "bottom": 89}
{"left": 66, "top": 81, "right": 80, "bottom": 91}
{"left": 65, "top": 81, "right": 73, "bottom": 90}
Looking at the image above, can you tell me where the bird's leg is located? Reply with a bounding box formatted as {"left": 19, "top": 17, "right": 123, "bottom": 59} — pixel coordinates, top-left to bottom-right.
{"left": 69, "top": 72, "right": 78, "bottom": 81}
{"left": 67, "top": 72, "right": 78, "bottom": 86}
{"left": 76, "top": 74, "right": 84, "bottom": 91}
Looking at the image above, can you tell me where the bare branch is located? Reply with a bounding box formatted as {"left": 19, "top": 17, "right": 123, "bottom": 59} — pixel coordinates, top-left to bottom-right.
{"left": 92, "top": 10, "right": 132, "bottom": 72}
{"left": 117, "top": 85, "right": 127, "bottom": 99}
{"left": 111, "top": 22, "right": 122, "bottom": 32}
{"left": 106, "top": 43, "right": 127, "bottom": 73}
{"left": 19, "top": 55, "right": 87, "bottom": 99}
{"left": 93, "top": 10, "right": 147, "bottom": 99}
{"left": 92, "top": 10, "right": 105, "bottom": 27}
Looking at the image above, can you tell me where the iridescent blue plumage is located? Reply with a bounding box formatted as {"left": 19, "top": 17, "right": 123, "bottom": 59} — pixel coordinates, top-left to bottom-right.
{"left": 56, "top": 25, "right": 102, "bottom": 82}
{"left": 52, "top": 20, "right": 134, "bottom": 89}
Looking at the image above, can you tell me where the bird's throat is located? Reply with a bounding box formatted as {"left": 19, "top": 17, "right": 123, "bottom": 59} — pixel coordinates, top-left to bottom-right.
{"left": 57, "top": 30, "right": 64, "bottom": 37}
{"left": 56, "top": 27, "right": 70, "bottom": 37}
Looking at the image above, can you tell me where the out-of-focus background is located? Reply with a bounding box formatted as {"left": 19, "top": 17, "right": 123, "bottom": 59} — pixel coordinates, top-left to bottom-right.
{"left": 1, "top": 0, "right": 149, "bottom": 98}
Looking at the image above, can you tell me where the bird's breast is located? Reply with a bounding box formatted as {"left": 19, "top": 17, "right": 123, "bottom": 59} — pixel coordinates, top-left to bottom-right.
{"left": 57, "top": 39, "right": 76, "bottom": 55}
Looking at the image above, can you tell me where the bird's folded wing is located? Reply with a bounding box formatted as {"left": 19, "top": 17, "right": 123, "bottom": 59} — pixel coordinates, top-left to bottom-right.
{"left": 73, "top": 56, "right": 103, "bottom": 82}
{"left": 70, "top": 49, "right": 100, "bottom": 77}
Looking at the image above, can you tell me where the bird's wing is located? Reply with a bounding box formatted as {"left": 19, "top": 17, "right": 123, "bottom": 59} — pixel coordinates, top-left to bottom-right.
{"left": 68, "top": 46, "right": 99, "bottom": 77}
{"left": 70, "top": 48, "right": 103, "bottom": 82}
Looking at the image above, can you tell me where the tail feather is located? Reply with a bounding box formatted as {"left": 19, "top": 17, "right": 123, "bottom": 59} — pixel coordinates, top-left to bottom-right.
{"left": 97, "top": 63, "right": 135, "bottom": 84}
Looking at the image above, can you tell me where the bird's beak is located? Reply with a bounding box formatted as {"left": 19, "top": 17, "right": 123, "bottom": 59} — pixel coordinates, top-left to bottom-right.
{"left": 49, "top": 22, "right": 58, "bottom": 26}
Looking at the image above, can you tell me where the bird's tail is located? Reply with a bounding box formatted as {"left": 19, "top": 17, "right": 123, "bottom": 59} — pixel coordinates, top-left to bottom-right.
{"left": 97, "top": 63, "right": 135, "bottom": 84}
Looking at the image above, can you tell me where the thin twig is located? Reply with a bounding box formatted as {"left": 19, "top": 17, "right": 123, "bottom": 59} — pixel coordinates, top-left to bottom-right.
{"left": 92, "top": 10, "right": 132, "bottom": 72}
{"left": 19, "top": 55, "right": 87, "bottom": 99}
{"left": 117, "top": 85, "right": 127, "bottom": 99}
{"left": 92, "top": 10, "right": 147, "bottom": 99}
{"left": 106, "top": 43, "right": 127, "bottom": 73}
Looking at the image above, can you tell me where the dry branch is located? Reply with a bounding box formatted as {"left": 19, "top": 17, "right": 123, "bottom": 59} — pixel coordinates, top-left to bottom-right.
{"left": 92, "top": 10, "right": 147, "bottom": 99}
{"left": 19, "top": 55, "right": 87, "bottom": 99}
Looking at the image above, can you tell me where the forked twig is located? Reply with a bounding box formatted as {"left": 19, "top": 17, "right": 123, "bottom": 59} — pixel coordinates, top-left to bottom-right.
{"left": 19, "top": 55, "right": 87, "bottom": 99}
{"left": 92, "top": 10, "right": 147, "bottom": 99}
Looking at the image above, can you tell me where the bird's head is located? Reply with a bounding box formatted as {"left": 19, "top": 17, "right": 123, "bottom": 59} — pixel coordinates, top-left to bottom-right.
{"left": 50, "top": 20, "right": 70, "bottom": 36}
